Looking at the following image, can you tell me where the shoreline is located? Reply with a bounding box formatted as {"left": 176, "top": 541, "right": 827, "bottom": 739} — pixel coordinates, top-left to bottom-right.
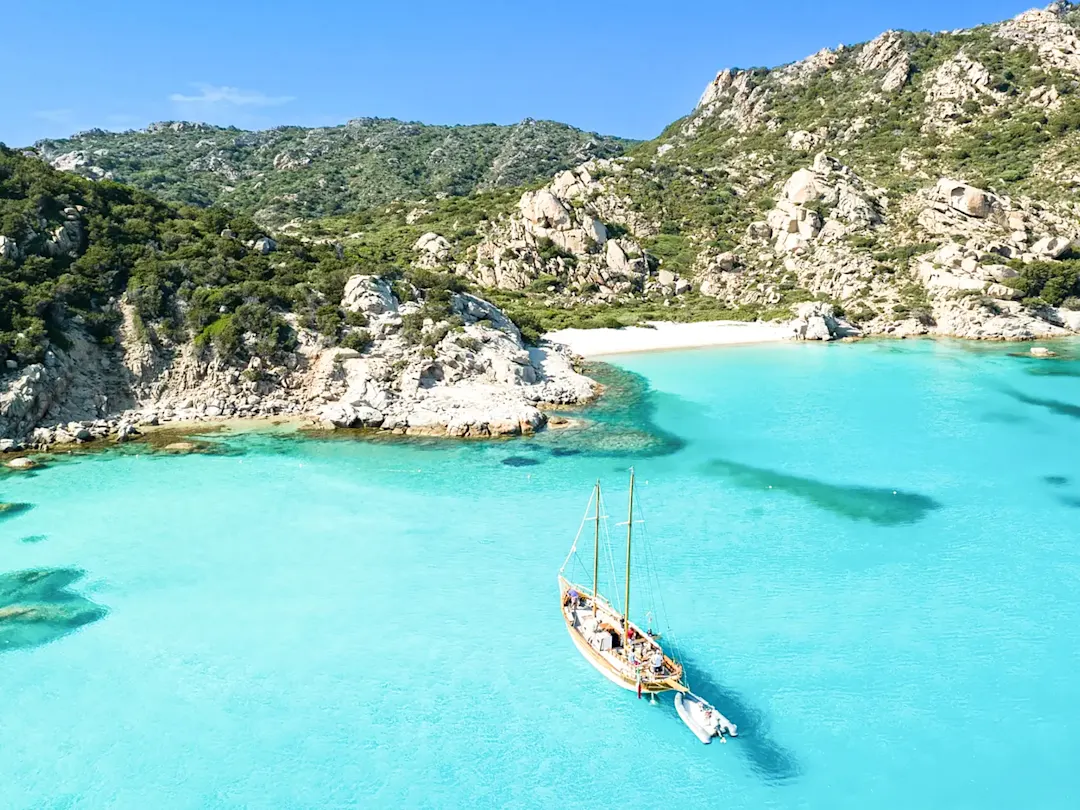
{"left": 543, "top": 320, "right": 794, "bottom": 358}
{"left": 5, "top": 333, "right": 1076, "bottom": 468}
{"left": 2, "top": 407, "right": 591, "bottom": 468}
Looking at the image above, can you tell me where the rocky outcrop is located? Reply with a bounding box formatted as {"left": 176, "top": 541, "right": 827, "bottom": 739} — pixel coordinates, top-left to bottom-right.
{"left": 916, "top": 179, "right": 1077, "bottom": 264}
{"left": 307, "top": 281, "right": 594, "bottom": 437}
{"left": 681, "top": 146, "right": 1080, "bottom": 342}
{"left": 0, "top": 365, "right": 67, "bottom": 444}
{"left": 931, "top": 180, "right": 999, "bottom": 220}
{"left": 930, "top": 297, "right": 1072, "bottom": 340}
{"left": 1032, "top": 235, "right": 1073, "bottom": 259}
{"left": 517, "top": 189, "right": 607, "bottom": 255}
{"left": 467, "top": 161, "right": 657, "bottom": 301}
{"left": 0, "top": 235, "right": 18, "bottom": 260}
{"left": 997, "top": 3, "right": 1080, "bottom": 74}
{"left": 253, "top": 236, "right": 277, "bottom": 255}
{"left": 924, "top": 52, "right": 1005, "bottom": 131}
{"left": 789, "top": 129, "right": 826, "bottom": 152}
{"left": 689, "top": 69, "right": 772, "bottom": 134}
{"left": 48, "top": 152, "right": 110, "bottom": 180}
{"left": 775, "top": 48, "right": 841, "bottom": 87}
{"left": 752, "top": 154, "right": 885, "bottom": 254}
{"left": 272, "top": 152, "right": 312, "bottom": 171}
{"left": 791, "top": 302, "right": 858, "bottom": 340}
{"left": 857, "top": 31, "right": 911, "bottom": 92}
{"left": 413, "top": 232, "right": 453, "bottom": 267}
{"left": 1, "top": 280, "right": 596, "bottom": 447}
{"left": 342, "top": 274, "right": 397, "bottom": 315}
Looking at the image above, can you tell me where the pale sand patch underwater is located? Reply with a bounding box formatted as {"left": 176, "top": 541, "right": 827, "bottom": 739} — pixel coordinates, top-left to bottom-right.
{"left": 544, "top": 320, "right": 793, "bottom": 357}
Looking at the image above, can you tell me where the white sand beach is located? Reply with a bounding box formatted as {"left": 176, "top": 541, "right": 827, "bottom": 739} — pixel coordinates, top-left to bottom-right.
{"left": 544, "top": 320, "right": 794, "bottom": 357}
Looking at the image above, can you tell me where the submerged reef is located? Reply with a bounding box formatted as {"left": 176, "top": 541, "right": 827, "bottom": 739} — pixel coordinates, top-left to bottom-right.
{"left": 0, "top": 502, "right": 33, "bottom": 522}
{"left": 0, "top": 569, "right": 107, "bottom": 653}
{"left": 537, "top": 362, "right": 686, "bottom": 458}
{"left": 706, "top": 459, "right": 941, "bottom": 526}
{"left": 502, "top": 456, "right": 542, "bottom": 467}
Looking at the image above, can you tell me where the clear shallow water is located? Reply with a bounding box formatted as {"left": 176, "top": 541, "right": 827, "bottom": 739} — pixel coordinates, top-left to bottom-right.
{"left": 3, "top": 339, "right": 1080, "bottom": 809}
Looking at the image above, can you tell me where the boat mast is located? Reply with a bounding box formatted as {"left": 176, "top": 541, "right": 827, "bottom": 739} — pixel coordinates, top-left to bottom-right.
{"left": 592, "top": 480, "right": 601, "bottom": 613}
{"left": 623, "top": 468, "right": 635, "bottom": 654}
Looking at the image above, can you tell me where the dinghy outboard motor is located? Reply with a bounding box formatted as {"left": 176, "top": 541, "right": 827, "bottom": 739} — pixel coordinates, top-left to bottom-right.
{"left": 717, "top": 714, "right": 737, "bottom": 738}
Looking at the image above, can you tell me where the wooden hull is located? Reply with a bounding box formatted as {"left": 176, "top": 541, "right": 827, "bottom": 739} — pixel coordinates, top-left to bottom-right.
{"left": 563, "top": 619, "right": 672, "bottom": 693}
{"left": 559, "top": 576, "right": 685, "bottom": 694}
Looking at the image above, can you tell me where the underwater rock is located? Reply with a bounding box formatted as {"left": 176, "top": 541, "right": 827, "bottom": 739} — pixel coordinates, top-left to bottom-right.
{"left": 537, "top": 362, "right": 686, "bottom": 459}
{"left": 0, "top": 503, "right": 33, "bottom": 522}
{"left": 706, "top": 458, "right": 941, "bottom": 526}
{"left": 115, "top": 423, "right": 141, "bottom": 443}
{"left": 6, "top": 457, "right": 38, "bottom": 470}
{"left": 1002, "top": 388, "right": 1080, "bottom": 420}
{"left": 162, "top": 441, "right": 197, "bottom": 453}
{"left": 0, "top": 568, "right": 107, "bottom": 653}
{"left": 501, "top": 456, "right": 542, "bottom": 467}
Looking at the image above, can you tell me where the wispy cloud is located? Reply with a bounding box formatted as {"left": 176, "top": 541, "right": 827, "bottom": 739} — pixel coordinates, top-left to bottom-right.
{"left": 169, "top": 83, "right": 295, "bottom": 107}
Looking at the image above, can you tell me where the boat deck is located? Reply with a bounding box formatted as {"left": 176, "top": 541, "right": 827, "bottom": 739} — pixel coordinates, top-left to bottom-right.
{"left": 560, "top": 584, "right": 684, "bottom": 692}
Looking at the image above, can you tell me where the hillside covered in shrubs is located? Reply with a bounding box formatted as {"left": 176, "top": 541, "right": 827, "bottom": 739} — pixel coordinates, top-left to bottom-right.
{"left": 0, "top": 146, "right": 468, "bottom": 368}
{"left": 33, "top": 118, "right": 631, "bottom": 225}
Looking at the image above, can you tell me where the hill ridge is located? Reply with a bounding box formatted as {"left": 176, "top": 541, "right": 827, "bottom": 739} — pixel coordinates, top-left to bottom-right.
{"left": 31, "top": 117, "right": 632, "bottom": 224}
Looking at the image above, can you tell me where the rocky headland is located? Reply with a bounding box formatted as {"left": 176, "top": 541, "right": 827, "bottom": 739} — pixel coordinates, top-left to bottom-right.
{"left": 0, "top": 276, "right": 595, "bottom": 452}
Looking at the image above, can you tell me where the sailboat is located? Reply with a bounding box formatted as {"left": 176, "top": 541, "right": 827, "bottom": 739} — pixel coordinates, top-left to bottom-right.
{"left": 557, "top": 468, "right": 687, "bottom": 696}
{"left": 558, "top": 469, "right": 739, "bottom": 743}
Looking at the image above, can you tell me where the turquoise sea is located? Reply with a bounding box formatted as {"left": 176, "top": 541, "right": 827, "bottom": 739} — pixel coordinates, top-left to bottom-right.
{"left": 3, "top": 339, "right": 1080, "bottom": 809}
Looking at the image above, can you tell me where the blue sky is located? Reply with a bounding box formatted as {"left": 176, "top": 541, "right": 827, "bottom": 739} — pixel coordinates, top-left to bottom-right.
{"left": 2, "top": 0, "right": 1039, "bottom": 146}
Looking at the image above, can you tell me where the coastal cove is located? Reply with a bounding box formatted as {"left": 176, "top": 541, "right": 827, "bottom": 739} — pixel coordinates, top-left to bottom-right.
{"left": 3, "top": 339, "right": 1080, "bottom": 808}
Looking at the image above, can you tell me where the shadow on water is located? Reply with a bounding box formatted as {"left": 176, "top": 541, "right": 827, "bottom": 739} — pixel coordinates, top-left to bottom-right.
{"left": 549, "top": 447, "right": 583, "bottom": 458}
{"left": 1058, "top": 495, "right": 1080, "bottom": 509}
{"left": 705, "top": 459, "right": 941, "bottom": 526}
{"left": 1023, "top": 364, "right": 1080, "bottom": 379}
{"left": 537, "top": 362, "right": 687, "bottom": 459}
{"left": 0, "top": 502, "right": 33, "bottom": 523}
{"left": 502, "top": 456, "right": 542, "bottom": 468}
{"left": 980, "top": 410, "right": 1028, "bottom": 425}
{"left": 0, "top": 568, "right": 107, "bottom": 653}
{"left": 676, "top": 658, "right": 802, "bottom": 784}
{"left": 1044, "top": 475, "right": 1071, "bottom": 487}
{"left": 1000, "top": 387, "right": 1080, "bottom": 421}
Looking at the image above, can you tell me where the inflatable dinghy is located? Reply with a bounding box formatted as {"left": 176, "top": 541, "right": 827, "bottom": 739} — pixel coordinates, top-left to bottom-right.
{"left": 675, "top": 692, "right": 737, "bottom": 744}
